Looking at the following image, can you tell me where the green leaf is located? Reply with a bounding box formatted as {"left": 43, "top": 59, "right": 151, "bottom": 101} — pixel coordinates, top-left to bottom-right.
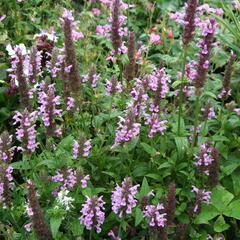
{"left": 69, "top": 219, "right": 84, "bottom": 236}
{"left": 139, "top": 177, "right": 150, "bottom": 197}
{"left": 50, "top": 216, "right": 63, "bottom": 238}
{"left": 145, "top": 173, "right": 162, "bottom": 181}
{"left": 124, "top": 137, "right": 139, "bottom": 152}
{"left": 211, "top": 186, "right": 234, "bottom": 213}
{"left": 202, "top": 91, "right": 217, "bottom": 99}
{"left": 224, "top": 200, "right": 240, "bottom": 220}
{"left": 140, "top": 142, "right": 156, "bottom": 156}
{"left": 194, "top": 204, "right": 219, "bottom": 224}
{"left": 11, "top": 161, "right": 31, "bottom": 170}
{"left": 174, "top": 137, "right": 188, "bottom": 156}
{"left": 135, "top": 208, "right": 144, "bottom": 227}
{"left": 213, "top": 215, "right": 230, "bottom": 233}
{"left": 58, "top": 135, "right": 74, "bottom": 150}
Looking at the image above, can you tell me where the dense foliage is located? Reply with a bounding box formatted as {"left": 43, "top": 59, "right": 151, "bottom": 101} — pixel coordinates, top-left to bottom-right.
{"left": 0, "top": 0, "right": 240, "bottom": 239}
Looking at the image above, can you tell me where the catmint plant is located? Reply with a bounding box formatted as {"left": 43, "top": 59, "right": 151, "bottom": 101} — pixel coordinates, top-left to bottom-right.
{"left": 79, "top": 195, "right": 105, "bottom": 233}
{"left": 111, "top": 177, "right": 139, "bottom": 218}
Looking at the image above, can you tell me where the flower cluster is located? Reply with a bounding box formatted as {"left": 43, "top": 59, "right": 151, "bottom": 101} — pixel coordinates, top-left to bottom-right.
{"left": 105, "top": 78, "right": 123, "bottom": 96}
{"left": 148, "top": 67, "right": 170, "bottom": 102}
{"left": 13, "top": 109, "right": 38, "bottom": 153}
{"left": 112, "top": 109, "right": 141, "bottom": 148}
{"left": 145, "top": 113, "right": 168, "bottom": 138}
{"left": 201, "top": 105, "right": 216, "bottom": 120}
{"left": 0, "top": 165, "right": 14, "bottom": 208}
{"left": 144, "top": 204, "right": 167, "bottom": 228}
{"left": 72, "top": 138, "right": 92, "bottom": 159}
{"left": 38, "top": 82, "right": 62, "bottom": 136}
{"left": 194, "top": 142, "right": 215, "bottom": 175}
{"left": 51, "top": 168, "right": 90, "bottom": 195}
{"left": 111, "top": 177, "right": 139, "bottom": 217}
{"left": 192, "top": 186, "right": 211, "bottom": 213}
{"left": 82, "top": 72, "right": 100, "bottom": 88}
{"left": 108, "top": 229, "right": 122, "bottom": 240}
{"left": 7, "top": 44, "right": 32, "bottom": 109}
{"left": 79, "top": 195, "right": 105, "bottom": 233}
{"left": 194, "top": 18, "right": 217, "bottom": 89}
{"left": 55, "top": 190, "right": 74, "bottom": 211}
{"left": 0, "top": 132, "right": 15, "bottom": 162}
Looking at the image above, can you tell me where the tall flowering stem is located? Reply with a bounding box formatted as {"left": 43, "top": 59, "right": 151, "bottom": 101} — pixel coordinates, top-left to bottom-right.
{"left": 61, "top": 8, "right": 81, "bottom": 96}
{"left": 111, "top": 177, "right": 139, "bottom": 238}
{"left": 111, "top": 0, "right": 122, "bottom": 55}
{"left": 27, "top": 180, "right": 53, "bottom": 240}
{"left": 177, "top": 49, "right": 188, "bottom": 136}
{"left": 124, "top": 32, "right": 136, "bottom": 85}
{"left": 178, "top": 0, "right": 198, "bottom": 135}
{"left": 16, "top": 49, "right": 32, "bottom": 110}
{"left": 192, "top": 18, "right": 217, "bottom": 146}
{"left": 219, "top": 52, "right": 236, "bottom": 100}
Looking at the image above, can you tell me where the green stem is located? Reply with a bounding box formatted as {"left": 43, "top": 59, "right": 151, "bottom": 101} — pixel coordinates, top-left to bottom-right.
{"left": 90, "top": 229, "right": 93, "bottom": 240}
{"left": 191, "top": 94, "right": 201, "bottom": 147}
{"left": 177, "top": 48, "right": 188, "bottom": 136}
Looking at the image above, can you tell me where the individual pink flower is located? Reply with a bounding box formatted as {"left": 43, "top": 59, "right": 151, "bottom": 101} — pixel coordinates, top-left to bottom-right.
{"left": 234, "top": 108, "right": 240, "bottom": 115}
{"left": 24, "top": 223, "right": 32, "bottom": 232}
{"left": 149, "top": 33, "right": 161, "bottom": 44}
{"left": 92, "top": 8, "right": 101, "bottom": 16}
{"left": 0, "top": 15, "right": 6, "bottom": 22}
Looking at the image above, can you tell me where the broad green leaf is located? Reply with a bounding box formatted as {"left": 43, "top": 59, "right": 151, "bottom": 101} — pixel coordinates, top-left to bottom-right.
{"left": 211, "top": 186, "right": 234, "bottom": 213}
{"left": 124, "top": 137, "right": 139, "bottom": 152}
{"left": 68, "top": 219, "right": 84, "bottom": 236}
{"left": 213, "top": 215, "right": 230, "bottom": 233}
{"left": 174, "top": 137, "right": 188, "bottom": 156}
{"left": 140, "top": 142, "right": 156, "bottom": 156}
{"left": 135, "top": 208, "right": 144, "bottom": 227}
{"left": 139, "top": 177, "right": 150, "bottom": 197}
{"left": 145, "top": 173, "right": 162, "bottom": 181}
{"left": 50, "top": 216, "right": 63, "bottom": 238}
{"left": 58, "top": 135, "right": 74, "bottom": 150}
{"left": 224, "top": 200, "right": 240, "bottom": 220}
{"left": 194, "top": 204, "right": 219, "bottom": 224}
